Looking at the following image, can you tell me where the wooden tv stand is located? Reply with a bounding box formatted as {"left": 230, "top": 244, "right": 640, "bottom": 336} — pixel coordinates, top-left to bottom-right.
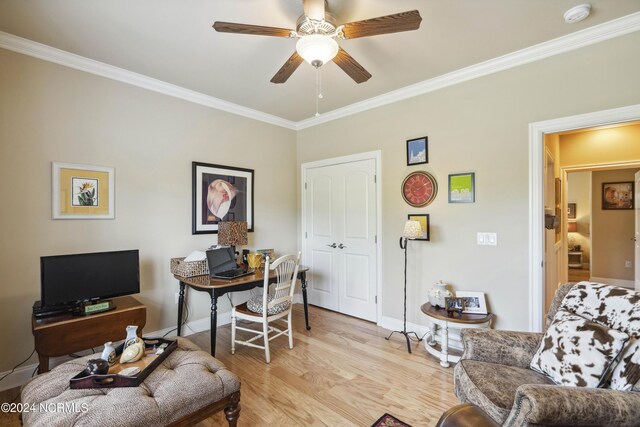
{"left": 32, "top": 296, "right": 146, "bottom": 373}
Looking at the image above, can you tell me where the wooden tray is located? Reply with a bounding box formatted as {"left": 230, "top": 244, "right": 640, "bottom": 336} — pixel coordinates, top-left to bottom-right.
{"left": 70, "top": 338, "right": 177, "bottom": 389}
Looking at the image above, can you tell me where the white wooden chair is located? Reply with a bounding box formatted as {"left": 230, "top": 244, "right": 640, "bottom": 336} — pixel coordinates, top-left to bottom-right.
{"left": 231, "top": 252, "right": 301, "bottom": 363}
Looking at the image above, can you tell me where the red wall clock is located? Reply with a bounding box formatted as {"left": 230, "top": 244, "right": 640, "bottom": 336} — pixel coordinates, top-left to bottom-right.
{"left": 402, "top": 171, "right": 438, "bottom": 207}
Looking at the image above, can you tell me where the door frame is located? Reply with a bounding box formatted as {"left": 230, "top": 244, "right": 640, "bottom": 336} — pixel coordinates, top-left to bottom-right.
{"left": 529, "top": 104, "right": 640, "bottom": 332}
{"left": 301, "top": 150, "right": 383, "bottom": 323}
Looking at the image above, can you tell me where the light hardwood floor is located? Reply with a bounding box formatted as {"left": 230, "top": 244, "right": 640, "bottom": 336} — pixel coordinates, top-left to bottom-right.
{"left": 0, "top": 305, "right": 459, "bottom": 426}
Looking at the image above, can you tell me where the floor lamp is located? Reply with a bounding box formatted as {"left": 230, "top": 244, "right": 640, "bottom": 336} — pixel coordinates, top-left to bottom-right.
{"left": 386, "top": 220, "right": 423, "bottom": 353}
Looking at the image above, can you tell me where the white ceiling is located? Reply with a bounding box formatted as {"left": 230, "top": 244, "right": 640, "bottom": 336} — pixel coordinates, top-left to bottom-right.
{"left": 0, "top": 0, "right": 639, "bottom": 122}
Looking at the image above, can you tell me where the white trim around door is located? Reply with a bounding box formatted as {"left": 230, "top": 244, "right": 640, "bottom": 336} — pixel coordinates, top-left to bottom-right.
{"left": 301, "top": 150, "right": 383, "bottom": 323}
{"left": 529, "top": 104, "right": 640, "bottom": 332}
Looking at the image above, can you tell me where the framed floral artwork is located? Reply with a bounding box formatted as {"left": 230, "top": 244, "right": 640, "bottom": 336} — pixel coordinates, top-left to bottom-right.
{"left": 52, "top": 162, "right": 115, "bottom": 219}
{"left": 192, "top": 162, "right": 254, "bottom": 234}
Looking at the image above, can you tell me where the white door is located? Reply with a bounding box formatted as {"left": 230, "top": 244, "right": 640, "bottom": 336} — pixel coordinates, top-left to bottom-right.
{"left": 635, "top": 171, "right": 640, "bottom": 290}
{"left": 304, "top": 159, "right": 377, "bottom": 321}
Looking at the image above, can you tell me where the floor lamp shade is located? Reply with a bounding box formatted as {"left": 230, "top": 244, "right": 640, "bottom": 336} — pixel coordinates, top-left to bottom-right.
{"left": 218, "top": 221, "right": 248, "bottom": 246}
{"left": 403, "top": 220, "right": 422, "bottom": 240}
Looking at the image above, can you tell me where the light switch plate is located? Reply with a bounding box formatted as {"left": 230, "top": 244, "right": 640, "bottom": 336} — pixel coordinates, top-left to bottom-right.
{"left": 477, "top": 232, "right": 498, "bottom": 246}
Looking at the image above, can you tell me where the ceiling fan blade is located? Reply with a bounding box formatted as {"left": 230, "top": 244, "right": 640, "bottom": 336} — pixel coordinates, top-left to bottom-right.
{"left": 213, "top": 21, "right": 293, "bottom": 38}
{"left": 303, "top": 0, "right": 326, "bottom": 21}
{"left": 271, "top": 51, "right": 304, "bottom": 84}
{"left": 341, "top": 10, "right": 422, "bottom": 39}
{"left": 333, "top": 47, "right": 372, "bottom": 84}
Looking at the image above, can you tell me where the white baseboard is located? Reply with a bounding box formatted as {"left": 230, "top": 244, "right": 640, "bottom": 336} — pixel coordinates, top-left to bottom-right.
{"left": 378, "top": 316, "right": 463, "bottom": 351}
{"left": 590, "top": 276, "right": 635, "bottom": 289}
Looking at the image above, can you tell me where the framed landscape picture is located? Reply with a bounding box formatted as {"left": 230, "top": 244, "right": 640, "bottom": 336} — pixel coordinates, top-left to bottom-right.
{"left": 407, "top": 214, "right": 430, "bottom": 241}
{"left": 602, "top": 181, "right": 633, "bottom": 210}
{"left": 406, "top": 136, "right": 428, "bottom": 166}
{"left": 448, "top": 172, "right": 475, "bottom": 203}
{"left": 52, "top": 162, "right": 115, "bottom": 219}
{"left": 192, "top": 162, "right": 254, "bottom": 234}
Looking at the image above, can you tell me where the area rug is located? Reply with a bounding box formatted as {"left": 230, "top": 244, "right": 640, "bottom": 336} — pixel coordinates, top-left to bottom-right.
{"left": 371, "top": 413, "right": 412, "bottom": 427}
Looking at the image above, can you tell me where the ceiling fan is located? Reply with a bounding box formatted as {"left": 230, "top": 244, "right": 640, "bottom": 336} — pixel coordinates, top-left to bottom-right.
{"left": 212, "top": 0, "right": 422, "bottom": 84}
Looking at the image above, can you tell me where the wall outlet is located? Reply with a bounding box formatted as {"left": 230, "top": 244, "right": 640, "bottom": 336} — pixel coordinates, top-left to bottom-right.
{"left": 625, "top": 260, "right": 633, "bottom": 268}
{"left": 477, "top": 232, "right": 498, "bottom": 246}
{"left": 174, "top": 292, "right": 180, "bottom": 304}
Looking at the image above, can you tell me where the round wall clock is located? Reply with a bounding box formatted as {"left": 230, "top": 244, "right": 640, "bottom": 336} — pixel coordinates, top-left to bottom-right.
{"left": 402, "top": 171, "right": 438, "bottom": 207}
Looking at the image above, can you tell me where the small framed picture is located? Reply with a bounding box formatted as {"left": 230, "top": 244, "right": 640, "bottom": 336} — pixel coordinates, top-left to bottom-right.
{"left": 448, "top": 172, "right": 475, "bottom": 203}
{"left": 445, "top": 297, "right": 465, "bottom": 314}
{"left": 406, "top": 136, "right": 428, "bottom": 166}
{"left": 456, "top": 291, "right": 488, "bottom": 315}
{"left": 407, "top": 214, "right": 430, "bottom": 241}
{"left": 52, "top": 162, "right": 115, "bottom": 219}
{"left": 602, "top": 182, "right": 633, "bottom": 210}
{"left": 567, "top": 203, "right": 576, "bottom": 219}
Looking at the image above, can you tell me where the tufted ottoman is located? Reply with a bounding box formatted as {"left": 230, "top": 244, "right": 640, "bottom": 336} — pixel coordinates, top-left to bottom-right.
{"left": 20, "top": 337, "right": 241, "bottom": 426}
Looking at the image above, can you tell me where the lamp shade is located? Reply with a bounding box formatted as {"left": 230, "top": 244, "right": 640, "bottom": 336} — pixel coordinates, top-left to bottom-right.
{"left": 296, "top": 34, "right": 339, "bottom": 66}
{"left": 402, "top": 220, "right": 423, "bottom": 240}
{"left": 567, "top": 221, "right": 578, "bottom": 233}
{"left": 218, "top": 221, "right": 248, "bottom": 246}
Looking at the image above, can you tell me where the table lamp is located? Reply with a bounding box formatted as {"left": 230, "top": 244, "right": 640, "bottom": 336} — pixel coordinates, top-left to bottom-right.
{"left": 218, "top": 221, "right": 248, "bottom": 264}
{"left": 386, "top": 220, "right": 423, "bottom": 353}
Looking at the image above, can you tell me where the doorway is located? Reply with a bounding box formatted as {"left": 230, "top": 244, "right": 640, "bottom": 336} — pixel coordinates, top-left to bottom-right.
{"left": 301, "top": 151, "right": 382, "bottom": 323}
{"left": 529, "top": 104, "right": 640, "bottom": 332}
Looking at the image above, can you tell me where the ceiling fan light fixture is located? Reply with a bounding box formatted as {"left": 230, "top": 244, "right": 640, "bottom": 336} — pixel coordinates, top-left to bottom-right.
{"left": 296, "top": 34, "right": 339, "bottom": 67}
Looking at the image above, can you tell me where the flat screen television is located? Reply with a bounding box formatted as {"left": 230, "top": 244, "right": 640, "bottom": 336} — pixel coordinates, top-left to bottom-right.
{"left": 40, "top": 249, "right": 140, "bottom": 309}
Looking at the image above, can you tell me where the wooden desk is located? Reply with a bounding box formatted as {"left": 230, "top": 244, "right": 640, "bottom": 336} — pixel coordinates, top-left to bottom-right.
{"left": 32, "top": 296, "right": 146, "bottom": 373}
{"left": 175, "top": 267, "right": 309, "bottom": 356}
{"left": 420, "top": 302, "right": 493, "bottom": 368}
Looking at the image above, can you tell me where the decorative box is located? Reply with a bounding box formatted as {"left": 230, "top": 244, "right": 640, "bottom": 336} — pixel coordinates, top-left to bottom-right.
{"left": 170, "top": 257, "right": 209, "bottom": 277}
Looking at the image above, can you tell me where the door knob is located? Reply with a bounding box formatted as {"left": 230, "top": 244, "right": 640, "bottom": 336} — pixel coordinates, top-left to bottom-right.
{"left": 327, "top": 243, "right": 337, "bottom": 248}
{"left": 338, "top": 243, "right": 347, "bottom": 249}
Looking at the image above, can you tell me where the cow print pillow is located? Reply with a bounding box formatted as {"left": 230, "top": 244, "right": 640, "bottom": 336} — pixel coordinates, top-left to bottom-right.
{"left": 530, "top": 309, "right": 629, "bottom": 387}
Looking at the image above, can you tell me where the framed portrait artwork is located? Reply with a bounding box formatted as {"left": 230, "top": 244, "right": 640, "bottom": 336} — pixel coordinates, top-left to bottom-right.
{"left": 407, "top": 214, "right": 430, "bottom": 241}
{"left": 192, "top": 162, "right": 254, "bottom": 234}
{"left": 456, "top": 291, "right": 488, "bottom": 315}
{"left": 406, "top": 136, "right": 428, "bottom": 166}
{"left": 448, "top": 172, "right": 475, "bottom": 203}
{"left": 602, "top": 182, "right": 633, "bottom": 210}
{"left": 52, "top": 162, "right": 115, "bottom": 219}
{"left": 567, "top": 203, "right": 576, "bottom": 219}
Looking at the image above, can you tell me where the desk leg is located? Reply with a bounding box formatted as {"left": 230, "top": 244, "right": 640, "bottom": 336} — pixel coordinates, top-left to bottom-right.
{"left": 440, "top": 323, "right": 450, "bottom": 368}
{"left": 300, "top": 272, "right": 311, "bottom": 330}
{"left": 177, "top": 282, "right": 185, "bottom": 336}
{"left": 210, "top": 293, "right": 218, "bottom": 356}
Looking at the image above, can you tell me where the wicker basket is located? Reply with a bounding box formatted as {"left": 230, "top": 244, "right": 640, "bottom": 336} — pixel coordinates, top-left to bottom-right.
{"left": 170, "top": 257, "right": 209, "bottom": 277}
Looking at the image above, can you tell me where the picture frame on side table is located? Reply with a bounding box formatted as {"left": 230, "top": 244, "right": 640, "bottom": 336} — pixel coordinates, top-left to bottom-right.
{"left": 456, "top": 291, "right": 488, "bottom": 315}
{"left": 406, "top": 136, "right": 428, "bottom": 166}
{"left": 445, "top": 297, "right": 465, "bottom": 315}
{"left": 407, "top": 214, "right": 430, "bottom": 241}
{"left": 602, "top": 181, "right": 634, "bottom": 210}
{"left": 52, "top": 162, "right": 115, "bottom": 219}
{"left": 448, "top": 172, "right": 475, "bottom": 203}
{"left": 192, "top": 162, "right": 254, "bottom": 234}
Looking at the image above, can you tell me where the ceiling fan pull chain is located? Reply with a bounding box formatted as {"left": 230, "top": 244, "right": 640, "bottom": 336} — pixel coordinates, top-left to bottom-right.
{"left": 315, "top": 67, "right": 323, "bottom": 117}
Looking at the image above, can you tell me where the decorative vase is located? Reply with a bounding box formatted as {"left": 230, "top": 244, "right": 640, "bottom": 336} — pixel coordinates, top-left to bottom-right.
{"left": 120, "top": 341, "right": 145, "bottom": 364}
{"left": 123, "top": 325, "right": 143, "bottom": 350}
{"left": 428, "top": 281, "right": 452, "bottom": 308}
{"left": 101, "top": 341, "right": 117, "bottom": 366}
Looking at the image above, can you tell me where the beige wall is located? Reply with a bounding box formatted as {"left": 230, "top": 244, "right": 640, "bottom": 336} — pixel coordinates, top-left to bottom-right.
{"left": 297, "top": 31, "right": 640, "bottom": 331}
{"left": 559, "top": 123, "right": 640, "bottom": 167}
{"left": 567, "top": 171, "right": 591, "bottom": 267}
{"left": 591, "top": 169, "right": 638, "bottom": 282}
{"left": 0, "top": 48, "right": 297, "bottom": 372}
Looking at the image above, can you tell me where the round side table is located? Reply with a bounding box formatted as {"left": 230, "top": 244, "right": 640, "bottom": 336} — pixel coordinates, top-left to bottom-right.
{"left": 420, "top": 302, "right": 494, "bottom": 368}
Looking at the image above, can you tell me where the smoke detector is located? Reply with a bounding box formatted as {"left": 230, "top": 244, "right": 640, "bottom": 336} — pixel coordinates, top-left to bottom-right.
{"left": 564, "top": 4, "right": 591, "bottom": 23}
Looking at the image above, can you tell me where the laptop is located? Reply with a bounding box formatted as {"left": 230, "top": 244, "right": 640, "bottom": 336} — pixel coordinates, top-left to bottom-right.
{"left": 206, "top": 247, "right": 252, "bottom": 280}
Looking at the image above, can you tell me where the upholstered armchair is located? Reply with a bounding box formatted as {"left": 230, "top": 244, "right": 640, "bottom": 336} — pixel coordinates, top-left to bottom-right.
{"left": 454, "top": 283, "right": 640, "bottom": 426}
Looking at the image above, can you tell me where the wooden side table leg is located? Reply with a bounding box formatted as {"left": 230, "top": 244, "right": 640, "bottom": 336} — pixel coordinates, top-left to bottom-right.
{"left": 37, "top": 354, "right": 49, "bottom": 374}
{"left": 440, "top": 323, "right": 450, "bottom": 368}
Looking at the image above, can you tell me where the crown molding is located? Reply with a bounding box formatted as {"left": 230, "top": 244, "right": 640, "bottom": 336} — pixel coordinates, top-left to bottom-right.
{"left": 1, "top": 11, "right": 639, "bottom": 131}
{"left": 295, "top": 11, "right": 640, "bottom": 130}
{"left": 0, "top": 31, "right": 297, "bottom": 130}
